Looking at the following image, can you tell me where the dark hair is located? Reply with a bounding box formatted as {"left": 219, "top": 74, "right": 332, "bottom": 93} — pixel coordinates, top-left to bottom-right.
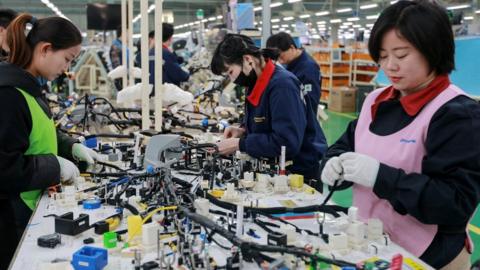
{"left": 116, "top": 26, "right": 122, "bottom": 38}
{"left": 210, "top": 34, "right": 280, "bottom": 75}
{"left": 7, "top": 13, "right": 82, "bottom": 69}
{"left": 0, "top": 8, "right": 17, "bottom": 28}
{"left": 368, "top": 0, "right": 454, "bottom": 75}
{"left": 266, "top": 32, "right": 297, "bottom": 52}
{"left": 149, "top": 30, "right": 155, "bottom": 39}
{"left": 162, "top": 23, "right": 174, "bottom": 42}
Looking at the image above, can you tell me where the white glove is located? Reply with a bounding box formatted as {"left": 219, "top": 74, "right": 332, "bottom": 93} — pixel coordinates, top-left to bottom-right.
{"left": 321, "top": 157, "right": 344, "bottom": 186}
{"left": 339, "top": 152, "right": 380, "bottom": 187}
{"left": 72, "top": 143, "right": 98, "bottom": 164}
{"left": 56, "top": 156, "right": 80, "bottom": 184}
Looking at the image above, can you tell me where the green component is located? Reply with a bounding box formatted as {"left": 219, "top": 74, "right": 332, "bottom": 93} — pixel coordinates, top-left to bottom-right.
{"left": 196, "top": 9, "right": 204, "bottom": 19}
{"left": 17, "top": 88, "right": 58, "bottom": 210}
{"left": 103, "top": 231, "right": 118, "bottom": 248}
{"left": 364, "top": 261, "right": 376, "bottom": 270}
{"left": 318, "top": 261, "right": 330, "bottom": 269}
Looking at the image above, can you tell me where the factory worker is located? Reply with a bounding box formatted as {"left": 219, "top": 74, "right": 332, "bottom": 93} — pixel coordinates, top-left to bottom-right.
{"left": 211, "top": 34, "right": 327, "bottom": 181}
{"left": 267, "top": 32, "right": 322, "bottom": 115}
{"left": 0, "top": 14, "right": 98, "bottom": 269}
{"left": 319, "top": 1, "right": 480, "bottom": 269}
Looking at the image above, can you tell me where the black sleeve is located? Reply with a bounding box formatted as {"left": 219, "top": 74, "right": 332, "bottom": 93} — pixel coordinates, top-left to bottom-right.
{"left": 56, "top": 130, "right": 77, "bottom": 160}
{"left": 319, "top": 119, "right": 357, "bottom": 190}
{"left": 373, "top": 96, "right": 480, "bottom": 227}
{"left": 0, "top": 88, "right": 60, "bottom": 194}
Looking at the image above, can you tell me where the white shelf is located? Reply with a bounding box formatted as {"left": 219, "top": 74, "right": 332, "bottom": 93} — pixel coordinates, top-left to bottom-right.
{"left": 353, "top": 59, "right": 377, "bottom": 64}
{"left": 353, "top": 81, "right": 376, "bottom": 86}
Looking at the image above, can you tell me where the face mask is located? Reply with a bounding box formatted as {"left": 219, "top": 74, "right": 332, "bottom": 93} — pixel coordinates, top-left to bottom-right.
{"left": 233, "top": 61, "right": 257, "bottom": 89}
{"left": 37, "top": 76, "right": 48, "bottom": 86}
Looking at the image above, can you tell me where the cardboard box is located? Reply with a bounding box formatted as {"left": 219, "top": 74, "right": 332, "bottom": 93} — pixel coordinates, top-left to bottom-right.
{"left": 329, "top": 87, "right": 357, "bottom": 113}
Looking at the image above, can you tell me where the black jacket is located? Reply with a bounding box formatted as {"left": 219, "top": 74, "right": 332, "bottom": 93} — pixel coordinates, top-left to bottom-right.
{"left": 0, "top": 62, "right": 77, "bottom": 196}
{"left": 321, "top": 94, "right": 480, "bottom": 268}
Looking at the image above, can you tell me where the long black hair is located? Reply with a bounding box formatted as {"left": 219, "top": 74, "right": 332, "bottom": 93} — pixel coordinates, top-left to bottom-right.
{"left": 211, "top": 34, "right": 279, "bottom": 75}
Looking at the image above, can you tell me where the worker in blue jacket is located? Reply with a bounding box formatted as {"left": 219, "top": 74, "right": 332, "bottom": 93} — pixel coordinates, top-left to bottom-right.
{"left": 136, "top": 23, "right": 189, "bottom": 89}
{"left": 211, "top": 34, "right": 327, "bottom": 181}
{"left": 267, "top": 32, "right": 321, "bottom": 114}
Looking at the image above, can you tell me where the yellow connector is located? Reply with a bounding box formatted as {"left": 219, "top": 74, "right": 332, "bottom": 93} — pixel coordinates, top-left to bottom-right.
{"left": 289, "top": 174, "right": 304, "bottom": 189}
{"left": 127, "top": 215, "right": 142, "bottom": 240}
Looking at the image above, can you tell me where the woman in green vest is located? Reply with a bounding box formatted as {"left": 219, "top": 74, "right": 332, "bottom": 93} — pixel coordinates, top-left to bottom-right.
{"left": 0, "top": 13, "right": 98, "bottom": 269}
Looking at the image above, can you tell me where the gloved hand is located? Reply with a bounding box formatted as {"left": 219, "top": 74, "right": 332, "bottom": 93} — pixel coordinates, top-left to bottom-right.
{"left": 72, "top": 143, "right": 99, "bottom": 164}
{"left": 223, "top": 126, "right": 245, "bottom": 139}
{"left": 321, "top": 157, "right": 344, "bottom": 186}
{"left": 56, "top": 156, "right": 80, "bottom": 184}
{"left": 339, "top": 152, "right": 380, "bottom": 187}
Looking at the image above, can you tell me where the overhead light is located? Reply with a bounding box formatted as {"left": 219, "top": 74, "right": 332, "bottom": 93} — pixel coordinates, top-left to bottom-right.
{"left": 317, "top": 20, "right": 326, "bottom": 24}
{"left": 279, "top": 27, "right": 286, "bottom": 31}
{"left": 299, "top": 14, "right": 311, "bottom": 19}
{"left": 330, "top": 19, "right": 342, "bottom": 23}
{"left": 281, "top": 24, "right": 289, "bottom": 27}
{"left": 208, "top": 17, "right": 216, "bottom": 21}
{"left": 337, "top": 8, "right": 352, "bottom": 13}
{"left": 40, "top": 0, "right": 69, "bottom": 20}
{"left": 254, "top": 6, "right": 262, "bottom": 11}
{"left": 284, "top": 16, "right": 294, "bottom": 21}
{"left": 272, "top": 18, "right": 280, "bottom": 23}
{"left": 447, "top": 4, "right": 470, "bottom": 10}
{"left": 271, "top": 2, "right": 283, "bottom": 8}
{"left": 340, "top": 25, "right": 349, "bottom": 29}
{"left": 366, "top": 23, "right": 374, "bottom": 27}
{"left": 464, "top": 16, "right": 474, "bottom": 20}
{"left": 312, "top": 34, "right": 321, "bottom": 39}
{"left": 201, "top": 19, "right": 208, "bottom": 23}
{"left": 360, "top": 4, "right": 378, "bottom": 10}
{"left": 291, "top": 24, "right": 296, "bottom": 27}
{"left": 217, "top": 15, "right": 223, "bottom": 19}
{"left": 343, "top": 22, "right": 353, "bottom": 26}
{"left": 353, "top": 24, "right": 361, "bottom": 28}
{"left": 147, "top": 4, "right": 155, "bottom": 13}
{"left": 315, "top": 11, "right": 330, "bottom": 16}
{"left": 366, "top": 14, "right": 379, "bottom": 20}
{"left": 347, "top": 17, "right": 360, "bottom": 22}
{"left": 288, "top": 0, "right": 302, "bottom": 3}
{"left": 390, "top": 0, "right": 398, "bottom": 3}
{"left": 254, "top": 21, "right": 258, "bottom": 25}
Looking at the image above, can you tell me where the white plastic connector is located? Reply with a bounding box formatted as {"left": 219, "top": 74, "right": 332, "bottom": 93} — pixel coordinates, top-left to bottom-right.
{"left": 347, "top": 222, "right": 365, "bottom": 246}
{"left": 367, "top": 218, "right": 383, "bottom": 241}
{"left": 329, "top": 232, "right": 348, "bottom": 250}
{"left": 347, "top": 206, "right": 358, "bottom": 223}
{"left": 142, "top": 222, "right": 159, "bottom": 247}
{"left": 222, "top": 183, "right": 240, "bottom": 202}
{"left": 244, "top": 172, "right": 254, "bottom": 181}
{"left": 273, "top": 175, "right": 290, "bottom": 194}
{"left": 194, "top": 198, "right": 210, "bottom": 217}
{"left": 253, "top": 174, "right": 272, "bottom": 193}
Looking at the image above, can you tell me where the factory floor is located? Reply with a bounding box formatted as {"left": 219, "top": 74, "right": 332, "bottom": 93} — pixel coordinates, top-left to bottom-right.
{"left": 321, "top": 110, "right": 480, "bottom": 264}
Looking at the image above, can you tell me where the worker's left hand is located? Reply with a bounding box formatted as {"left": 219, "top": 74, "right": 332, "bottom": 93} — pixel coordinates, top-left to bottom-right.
{"left": 216, "top": 138, "right": 240, "bottom": 156}
{"left": 339, "top": 152, "right": 379, "bottom": 187}
{"left": 72, "top": 143, "right": 99, "bottom": 164}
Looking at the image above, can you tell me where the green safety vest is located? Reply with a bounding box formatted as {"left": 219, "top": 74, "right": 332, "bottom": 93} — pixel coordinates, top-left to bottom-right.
{"left": 17, "top": 88, "right": 58, "bottom": 210}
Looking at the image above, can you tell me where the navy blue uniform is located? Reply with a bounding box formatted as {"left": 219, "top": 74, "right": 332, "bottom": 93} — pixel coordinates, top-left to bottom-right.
{"left": 239, "top": 60, "right": 327, "bottom": 179}
{"left": 135, "top": 47, "right": 189, "bottom": 88}
{"left": 287, "top": 50, "right": 321, "bottom": 114}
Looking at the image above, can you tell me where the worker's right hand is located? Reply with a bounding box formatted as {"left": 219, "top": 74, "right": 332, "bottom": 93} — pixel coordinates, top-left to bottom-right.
{"left": 223, "top": 126, "right": 245, "bottom": 139}
{"left": 320, "top": 157, "right": 344, "bottom": 186}
{"left": 56, "top": 156, "right": 80, "bottom": 184}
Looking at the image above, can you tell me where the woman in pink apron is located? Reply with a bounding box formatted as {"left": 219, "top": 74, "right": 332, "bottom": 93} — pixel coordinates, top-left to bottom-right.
{"left": 320, "top": 1, "right": 480, "bottom": 269}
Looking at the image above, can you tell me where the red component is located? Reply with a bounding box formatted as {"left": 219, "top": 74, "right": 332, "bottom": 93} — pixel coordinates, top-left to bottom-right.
{"left": 390, "top": 254, "right": 403, "bottom": 270}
